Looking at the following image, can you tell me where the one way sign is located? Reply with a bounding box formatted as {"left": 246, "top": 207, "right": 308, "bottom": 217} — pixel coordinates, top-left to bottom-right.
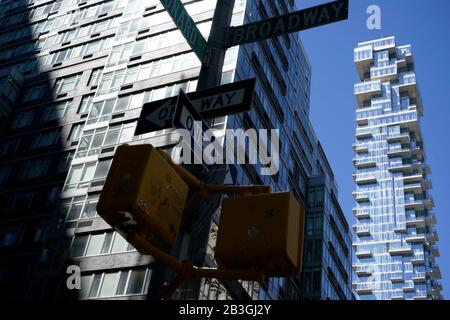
{"left": 134, "top": 78, "right": 256, "bottom": 135}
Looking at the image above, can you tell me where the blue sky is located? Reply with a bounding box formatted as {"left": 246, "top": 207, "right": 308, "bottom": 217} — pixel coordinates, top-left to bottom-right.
{"left": 296, "top": 0, "right": 450, "bottom": 297}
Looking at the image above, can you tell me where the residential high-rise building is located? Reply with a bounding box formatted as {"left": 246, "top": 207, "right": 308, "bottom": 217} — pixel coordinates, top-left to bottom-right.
{"left": 0, "top": 0, "right": 352, "bottom": 300}
{"left": 352, "top": 36, "right": 442, "bottom": 300}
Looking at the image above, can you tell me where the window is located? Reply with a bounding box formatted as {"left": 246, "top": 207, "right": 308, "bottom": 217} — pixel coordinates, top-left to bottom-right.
{"left": 23, "top": 84, "right": 47, "bottom": 102}
{"left": 46, "top": 186, "right": 60, "bottom": 205}
{"left": 10, "top": 110, "right": 34, "bottom": 129}
{"left": 54, "top": 74, "right": 82, "bottom": 94}
{"left": 11, "top": 191, "right": 34, "bottom": 210}
{"left": 78, "top": 94, "right": 95, "bottom": 114}
{"left": 88, "top": 68, "right": 103, "bottom": 86}
{"left": 76, "top": 123, "right": 136, "bottom": 158}
{"left": 58, "top": 195, "right": 99, "bottom": 222}
{"left": 115, "top": 19, "right": 140, "bottom": 41}
{"left": 86, "top": 96, "right": 130, "bottom": 124}
{"left": 31, "top": 129, "right": 61, "bottom": 148}
{"left": 0, "top": 227, "right": 22, "bottom": 247}
{"left": 42, "top": 100, "right": 72, "bottom": 122}
{"left": 57, "top": 152, "right": 74, "bottom": 174}
{"left": 80, "top": 268, "right": 151, "bottom": 299}
{"left": 18, "top": 158, "right": 49, "bottom": 180}
{"left": 64, "top": 162, "right": 96, "bottom": 191}
{"left": 93, "top": 159, "right": 112, "bottom": 180}
{"left": 107, "top": 42, "right": 134, "bottom": 67}
{"left": 68, "top": 123, "right": 84, "bottom": 141}
{"left": 0, "top": 165, "right": 12, "bottom": 184}
{"left": 70, "top": 231, "right": 135, "bottom": 258}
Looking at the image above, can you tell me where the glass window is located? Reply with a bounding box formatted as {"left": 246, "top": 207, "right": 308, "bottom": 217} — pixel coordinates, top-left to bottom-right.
{"left": 99, "top": 272, "right": 119, "bottom": 297}
{"left": 86, "top": 234, "right": 105, "bottom": 256}
{"left": 126, "top": 269, "right": 147, "bottom": 294}
{"left": 70, "top": 235, "right": 88, "bottom": 257}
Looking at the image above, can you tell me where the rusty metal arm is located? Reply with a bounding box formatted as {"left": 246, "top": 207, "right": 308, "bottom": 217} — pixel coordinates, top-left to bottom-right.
{"left": 130, "top": 233, "right": 265, "bottom": 300}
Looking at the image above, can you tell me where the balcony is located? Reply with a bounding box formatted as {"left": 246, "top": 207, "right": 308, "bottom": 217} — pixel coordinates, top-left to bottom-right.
{"left": 403, "top": 174, "right": 423, "bottom": 183}
{"left": 386, "top": 132, "right": 411, "bottom": 144}
{"left": 353, "top": 173, "right": 377, "bottom": 186}
{"left": 425, "top": 213, "right": 437, "bottom": 226}
{"left": 356, "top": 250, "right": 372, "bottom": 258}
{"left": 354, "top": 209, "right": 371, "bottom": 219}
{"left": 424, "top": 197, "right": 435, "bottom": 210}
{"left": 370, "top": 64, "right": 397, "bottom": 82}
{"left": 398, "top": 74, "right": 418, "bottom": 96}
{"left": 390, "top": 294, "right": 405, "bottom": 301}
{"left": 353, "top": 158, "right": 377, "bottom": 169}
{"left": 424, "top": 180, "right": 432, "bottom": 189}
{"left": 354, "top": 265, "right": 373, "bottom": 276}
{"left": 402, "top": 280, "right": 415, "bottom": 292}
{"left": 354, "top": 225, "right": 371, "bottom": 237}
{"left": 405, "top": 234, "right": 427, "bottom": 244}
{"left": 430, "top": 245, "right": 440, "bottom": 258}
{"left": 388, "top": 244, "right": 412, "bottom": 256}
{"left": 427, "top": 264, "right": 442, "bottom": 279}
{"left": 387, "top": 148, "right": 411, "bottom": 158}
{"left": 352, "top": 191, "right": 370, "bottom": 203}
{"left": 354, "top": 45, "right": 373, "bottom": 79}
{"left": 403, "top": 183, "right": 423, "bottom": 194}
{"left": 404, "top": 199, "right": 425, "bottom": 211}
{"left": 393, "top": 226, "right": 407, "bottom": 234}
{"left": 354, "top": 80, "right": 382, "bottom": 104}
{"left": 411, "top": 253, "right": 425, "bottom": 265}
{"left": 355, "top": 130, "right": 373, "bottom": 140}
{"left": 412, "top": 294, "right": 428, "bottom": 300}
{"left": 427, "top": 230, "right": 439, "bottom": 244}
{"left": 390, "top": 275, "right": 404, "bottom": 283}
{"left": 353, "top": 282, "right": 373, "bottom": 295}
{"left": 388, "top": 163, "right": 412, "bottom": 174}
{"left": 353, "top": 144, "right": 369, "bottom": 154}
{"left": 412, "top": 272, "right": 426, "bottom": 284}
{"left": 405, "top": 215, "right": 426, "bottom": 228}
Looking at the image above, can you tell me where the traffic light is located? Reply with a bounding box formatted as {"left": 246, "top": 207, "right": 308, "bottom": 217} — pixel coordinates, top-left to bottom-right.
{"left": 97, "top": 144, "right": 189, "bottom": 252}
{"left": 214, "top": 192, "right": 305, "bottom": 277}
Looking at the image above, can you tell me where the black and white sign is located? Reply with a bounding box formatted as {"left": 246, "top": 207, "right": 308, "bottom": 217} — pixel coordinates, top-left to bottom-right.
{"left": 135, "top": 78, "right": 256, "bottom": 135}
{"left": 226, "top": 0, "right": 349, "bottom": 47}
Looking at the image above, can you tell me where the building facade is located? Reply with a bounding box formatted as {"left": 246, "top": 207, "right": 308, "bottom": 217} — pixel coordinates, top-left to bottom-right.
{"left": 352, "top": 36, "right": 442, "bottom": 300}
{"left": 0, "top": 0, "right": 352, "bottom": 300}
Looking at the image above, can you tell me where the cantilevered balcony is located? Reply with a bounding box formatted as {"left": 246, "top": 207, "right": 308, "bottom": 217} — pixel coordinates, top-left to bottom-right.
{"left": 370, "top": 64, "right": 397, "bottom": 82}
{"left": 404, "top": 199, "right": 425, "bottom": 211}
{"left": 405, "top": 215, "right": 426, "bottom": 228}
{"left": 411, "top": 252, "right": 425, "bottom": 265}
{"left": 353, "top": 158, "right": 377, "bottom": 169}
{"left": 388, "top": 163, "right": 412, "bottom": 174}
{"left": 386, "top": 132, "right": 411, "bottom": 144}
{"left": 353, "top": 191, "right": 370, "bottom": 203}
{"left": 355, "top": 130, "right": 373, "bottom": 140}
{"left": 402, "top": 280, "right": 415, "bottom": 292}
{"left": 354, "top": 80, "right": 382, "bottom": 104}
{"left": 353, "top": 173, "right": 377, "bottom": 185}
{"left": 353, "top": 265, "right": 373, "bottom": 277}
{"left": 354, "top": 225, "right": 371, "bottom": 237}
{"left": 403, "top": 174, "right": 423, "bottom": 183}
{"left": 356, "top": 250, "right": 372, "bottom": 258}
{"left": 427, "top": 264, "right": 442, "bottom": 279}
{"left": 424, "top": 197, "right": 435, "bottom": 210}
{"left": 353, "top": 143, "right": 369, "bottom": 154}
{"left": 405, "top": 233, "right": 427, "bottom": 244}
{"left": 390, "top": 274, "right": 404, "bottom": 283}
{"left": 388, "top": 244, "right": 413, "bottom": 256}
{"left": 430, "top": 245, "right": 440, "bottom": 257}
{"left": 353, "top": 208, "right": 371, "bottom": 219}
{"left": 412, "top": 272, "right": 426, "bottom": 284}
{"left": 354, "top": 45, "right": 373, "bottom": 80}
{"left": 403, "top": 182, "right": 423, "bottom": 194}
{"left": 426, "top": 213, "right": 437, "bottom": 226}
{"left": 353, "top": 282, "right": 373, "bottom": 295}
{"left": 398, "top": 74, "right": 418, "bottom": 96}
{"left": 427, "top": 229, "right": 439, "bottom": 244}
{"left": 387, "top": 148, "right": 411, "bottom": 158}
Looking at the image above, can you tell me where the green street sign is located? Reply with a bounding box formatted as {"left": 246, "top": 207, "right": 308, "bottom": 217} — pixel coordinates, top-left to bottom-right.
{"left": 160, "top": 0, "right": 207, "bottom": 61}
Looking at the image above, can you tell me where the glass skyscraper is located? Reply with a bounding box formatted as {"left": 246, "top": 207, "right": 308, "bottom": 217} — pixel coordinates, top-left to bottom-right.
{"left": 0, "top": 0, "right": 352, "bottom": 300}
{"left": 352, "top": 36, "right": 442, "bottom": 300}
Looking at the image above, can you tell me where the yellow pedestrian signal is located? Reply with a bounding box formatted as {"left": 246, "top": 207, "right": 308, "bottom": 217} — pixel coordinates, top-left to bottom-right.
{"left": 214, "top": 192, "right": 305, "bottom": 277}
{"left": 97, "top": 144, "right": 189, "bottom": 251}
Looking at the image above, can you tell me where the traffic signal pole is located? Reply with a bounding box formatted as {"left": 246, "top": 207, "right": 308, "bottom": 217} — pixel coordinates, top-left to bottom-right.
{"left": 148, "top": 0, "right": 237, "bottom": 300}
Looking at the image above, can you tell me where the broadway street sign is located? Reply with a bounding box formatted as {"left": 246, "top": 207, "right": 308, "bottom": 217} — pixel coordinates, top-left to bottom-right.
{"left": 135, "top": 78, "right": 256, "bottom": 135}
{"left": 226, "top": 0, "right": 349, "bottom": 47}
{"left": 160, "top": 0, "right": 207, "bottom": 60}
